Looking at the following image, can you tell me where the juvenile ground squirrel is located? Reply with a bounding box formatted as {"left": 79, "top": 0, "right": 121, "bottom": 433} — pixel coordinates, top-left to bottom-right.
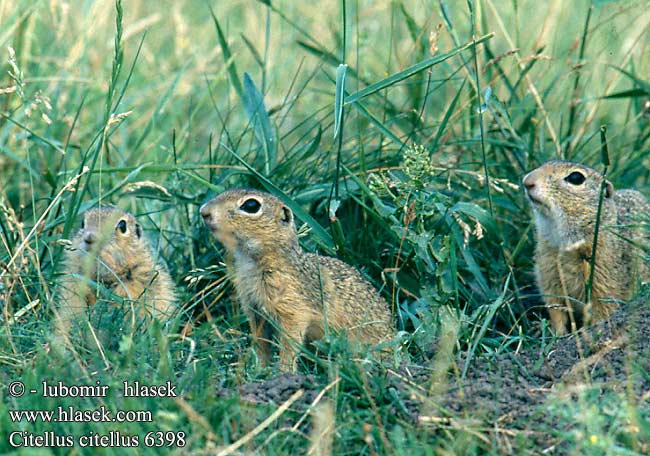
{"left": 55, "top": 207, "right": 177, "bottom": 340}
{"left": 523, "top": 161, "right": 649, "bottom": 335}
{"left": 200, "top": 189, "right": 395, "bottom": 370}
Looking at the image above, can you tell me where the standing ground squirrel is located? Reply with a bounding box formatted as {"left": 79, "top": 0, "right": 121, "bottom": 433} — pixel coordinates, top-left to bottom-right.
{"left": 55, "top": 207, "right": 177, "bottom": 340}
{"left": 200, "top": 189, "right": 395, "bottom": 370}
{"left": 523, "top": 160, "right": 650, "bottom": 335}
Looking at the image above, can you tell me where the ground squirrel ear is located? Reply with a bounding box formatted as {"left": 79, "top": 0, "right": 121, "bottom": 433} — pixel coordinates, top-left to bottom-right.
{"left": 605, "top": 180, "right": 614, "bottom": 198}
{"left": 280, "top": 206, "right": 293, "bottom": 225}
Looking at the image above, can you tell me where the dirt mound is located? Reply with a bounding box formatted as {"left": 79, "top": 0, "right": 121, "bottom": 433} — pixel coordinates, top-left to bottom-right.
{"left": 453, "top": 299, "right": 650, "bottom": 405}
{"left": 442, "top": 299, "right": 650, "bottom": 451}
{"left": 237, "top": 372, "right": 321, "bottom": 406}
{"left": 220, "top": 297, "right": 650, "bottom": 451}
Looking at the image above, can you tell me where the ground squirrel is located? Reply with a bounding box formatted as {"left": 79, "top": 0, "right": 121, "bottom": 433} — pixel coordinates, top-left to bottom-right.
{"left": 200, "top": 189, "right": 395, "bottom": 370}
{"left": 523, "top": 160, "right": 649, "bottom": 335}
{"left": 55, "top": 207, "right": 177, "bottom": 340}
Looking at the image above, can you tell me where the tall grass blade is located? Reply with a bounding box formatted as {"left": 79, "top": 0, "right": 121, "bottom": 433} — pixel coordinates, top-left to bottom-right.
{"left": 345, "top": 33, "right": 493, "bottom": 104}
{"left": 564, "top": 4, "right": 593, "bottom": 157}
{"left": 431, "top": 79, "right": 466, "bottom": 151}
{"left": 132, "top": 61, "right": 187, "bottom": 157}
{"left": 608, "top": 65, "right": 650, "bottom": 93}
{"left": 112, "top": 33, "right": 146, "bottom": 115}
{"left": 105, "top": 0, "right": 124, "bottom": 119}
{"left": 302, "top": 125, "right": 322, "bottom": 159}
{"left": 462, "top": 275, "right": 510, "bottom": 379}
{"left": 334, "top": 64, "right": 347, "bottom": 139}
{"left": 509, "top": 46, "right": 545, "bottom": 101}
{"left": 469, "top": 3, "right": 493, "bottom": 217}
{"left": 209, "top": 6, "right": 244, "bottom": 100}
{"left": 399, "top": 2, "right": 421, "bottom": 46}
{"left": 586, "top": 126, "right": 610, "bottom": 303}
{"left": 241, "top": 34, "right": 264, "bottom": 68}
{"left": 243, "top": 72, "right": 276, "bottom": 174}
{"left": 0, "top": 114, "right": 65, "bottom": 154}
{"left": 351, "top": 101, "right": 403, "bottom": 146}
{"left": 449, "top": 223, "right": 489, "bottom": 295}
{"left": 296, "top": 40, "right": 369, "bottom": 85}
{"left": 601, "top": 88, "right": 650, "bottom": 99}
{"left": 600, "top": 125, "right": 610, "bottom": 166}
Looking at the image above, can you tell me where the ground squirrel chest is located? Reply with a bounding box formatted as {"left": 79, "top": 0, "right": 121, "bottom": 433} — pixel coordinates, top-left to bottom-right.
{"left": 57, "top": 206, "right": 176, "bottom": 324}
{"left": 523, "top": 160, "right": 649, "bottom": 334}
{"left": 200, "top": 188, "right": 395, "bottom": 370}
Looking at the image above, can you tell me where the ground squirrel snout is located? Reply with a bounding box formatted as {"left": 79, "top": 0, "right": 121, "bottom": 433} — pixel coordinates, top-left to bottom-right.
{"left": 523, "top": 160, "right": 649, "bottom": 335}
{"left": 201, "top": 188, "right": 395, "bottom": 371}
{"left": 55, "top": 207, "right": 177, "bottom": 340}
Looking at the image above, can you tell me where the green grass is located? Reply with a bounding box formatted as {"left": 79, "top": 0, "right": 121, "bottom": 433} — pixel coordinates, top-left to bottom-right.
{"left": 2, "top": 0, "right": 650, "bottom": 454}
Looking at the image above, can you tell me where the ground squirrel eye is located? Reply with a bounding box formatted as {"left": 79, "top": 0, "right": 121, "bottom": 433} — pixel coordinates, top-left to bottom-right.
{"left": 117, "top": 219, "right": 128, "bottom": 234}
{"left": 240, "top": 198, "right": 261, "bottom": 214}
{"left": 564, "top": 171, "right": 586, "bottom": 186}
{"left": 81, "top": 220, "right": 85, "bottom": 229}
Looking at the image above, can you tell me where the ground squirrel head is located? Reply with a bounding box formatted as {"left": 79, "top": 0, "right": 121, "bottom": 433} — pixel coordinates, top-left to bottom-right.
{"left": 71, "top": 206, "right": 149, "bottom": 282}
{"left": 200, "top": 189, "right": 298, "bottom": 256}
{"left": 523, "top": 160, "right": 616, "bottom": 248}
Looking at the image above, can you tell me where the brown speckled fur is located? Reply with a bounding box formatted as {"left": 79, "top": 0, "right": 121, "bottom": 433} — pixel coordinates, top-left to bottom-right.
{"left": 55, "top": 207, "right": 177, "bottom": 340}
{"left": 523, "top": 161, "right": 649, "bottom": 335}
{"left": 201, "top": 189, "right": 395, "bottom": 370}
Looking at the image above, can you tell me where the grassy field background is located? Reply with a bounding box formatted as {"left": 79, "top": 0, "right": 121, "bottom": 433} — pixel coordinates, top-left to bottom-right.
{"left": 1, "top": 0, "right": 650, "bottom": 454}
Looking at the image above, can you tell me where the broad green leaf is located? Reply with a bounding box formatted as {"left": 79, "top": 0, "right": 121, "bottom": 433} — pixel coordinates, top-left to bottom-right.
{"left": 243, "top": 72, "right": 276, "bottom": 174}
